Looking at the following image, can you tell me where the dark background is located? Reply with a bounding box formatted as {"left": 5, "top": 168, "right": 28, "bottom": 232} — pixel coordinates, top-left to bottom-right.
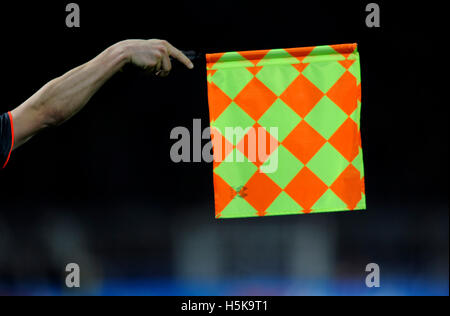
{"left": 0, "top": 1, "right": 447, "bottom": 295}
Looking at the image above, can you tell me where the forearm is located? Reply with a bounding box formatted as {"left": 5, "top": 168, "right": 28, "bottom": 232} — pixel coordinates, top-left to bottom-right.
{"left": 11, "top": 42, "right": 129, "bottom": 148}
{"left": 9, "top": 39, "right": 192, "bottom": 150}
{"left": 41, "top": 42, "right": 129, "bottom": 124}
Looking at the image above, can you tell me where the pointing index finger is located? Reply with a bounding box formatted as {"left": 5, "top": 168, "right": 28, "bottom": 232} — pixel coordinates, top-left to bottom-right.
{"left": 163, "top": 41, "right": 194, "bottom": 69}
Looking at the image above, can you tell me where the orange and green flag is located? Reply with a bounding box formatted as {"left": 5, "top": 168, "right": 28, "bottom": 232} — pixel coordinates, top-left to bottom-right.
{"left": 206, "top": 43, "right": 365, "bottom": 219}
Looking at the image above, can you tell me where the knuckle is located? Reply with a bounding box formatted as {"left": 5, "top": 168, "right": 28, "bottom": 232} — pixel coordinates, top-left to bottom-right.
{"left": 158, "top": 46, "right": 167, "bottom": 54}
{"left": 153, "top": 51, "right": 162, "bottom": 59}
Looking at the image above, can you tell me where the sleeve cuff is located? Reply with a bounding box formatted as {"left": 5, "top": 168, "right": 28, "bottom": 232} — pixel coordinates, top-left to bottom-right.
{"left": 2, "top": 111, "right": 15, "bottom": 169}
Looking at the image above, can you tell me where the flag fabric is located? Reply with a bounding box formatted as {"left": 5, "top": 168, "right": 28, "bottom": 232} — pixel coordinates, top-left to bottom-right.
{"left": 206, "top": 43, "right": 365, "bottom": 219}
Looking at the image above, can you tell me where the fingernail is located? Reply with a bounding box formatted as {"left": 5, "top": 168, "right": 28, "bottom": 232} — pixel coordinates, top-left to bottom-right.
{"left": 189, "top": 62, "right": 194, "bottom": 69}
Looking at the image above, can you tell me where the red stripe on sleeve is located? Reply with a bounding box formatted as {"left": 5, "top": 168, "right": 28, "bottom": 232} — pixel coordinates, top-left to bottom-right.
{"left": 2, "top": 111, "right": 15, "bottom": 169}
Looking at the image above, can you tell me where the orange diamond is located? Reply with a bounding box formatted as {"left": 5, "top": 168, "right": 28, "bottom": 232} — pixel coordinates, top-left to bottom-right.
{"left": 207, "top": 69, "right": 217, "bottom": 77}
{"left": 206, "top": 53, "right": 224, "bottom": 69}
{"left": 280, "top": 74, "right": 324, "bottom": 118}
{"left": 327, "top": 71, "right": 357, "bottom": 115}
{"left": 329, "top": 118, "right": 360, "bottom": 162}
{"left": 285, "top": 167, "right": 328, "bottom": 212}
{"left": 331, "top": 43, "right": 357, "bottom": 59}
{"left": 283, "top": 121, "right": 326, "bottom": 164}
{"left": 246, "top": 66, "right": 263, "bottom": 76}
{"left": 236, "top": 124, "right": 279, "bottom": 167}
{"left": 214, "top": 174, "right": 237, "bottom": 218}
{"left": 208, "top": 82, "right": 232, "bottom": 121}
{"left": 292, "top": 63, "right": 309, "bottom": 73}
{"left": 285, "top": 46, "right": 315, "bottom": 63}
{"left": 243, "top": 172, "right": 282, "bottom": 216}
{"left": 330, "top": 164, "right": 362, "bottom": 210}
{"left": 234, "top": 77, "right": 277, "bottom": 121}
{"left": 239, "top": 50, "right": 270, "bottom": 66}
{"left": 339, "top": 60, "right": 356, "bottom": 69}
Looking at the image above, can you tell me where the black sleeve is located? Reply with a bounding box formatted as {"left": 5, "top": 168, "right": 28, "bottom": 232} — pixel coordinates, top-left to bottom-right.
{"left": 0, "top": 112, "right": 13, "bottom": 169}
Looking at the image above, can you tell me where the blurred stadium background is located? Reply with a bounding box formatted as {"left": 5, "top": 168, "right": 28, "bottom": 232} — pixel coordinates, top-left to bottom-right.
{"left": 0, "top": 201, "right": 447, "bottom": 295}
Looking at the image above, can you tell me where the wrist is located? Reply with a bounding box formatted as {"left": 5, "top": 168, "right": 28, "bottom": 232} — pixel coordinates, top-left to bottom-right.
{"left": 109, "top": 41, "right": 132, "bottom": 67}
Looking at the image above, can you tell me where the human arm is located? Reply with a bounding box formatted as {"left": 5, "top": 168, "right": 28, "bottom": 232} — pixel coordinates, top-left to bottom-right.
{"left": 10, "top": 39, "right": 193, "bottom": 149}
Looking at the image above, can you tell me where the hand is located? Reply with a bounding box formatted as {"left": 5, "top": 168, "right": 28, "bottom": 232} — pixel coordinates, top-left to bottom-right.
{"left": 120, "top": 39, "right": 194, "bottom": 77}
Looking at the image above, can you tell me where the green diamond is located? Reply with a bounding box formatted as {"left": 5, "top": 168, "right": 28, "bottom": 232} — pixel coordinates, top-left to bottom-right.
{"left": 256, "top": 64, "right": 299, "bottom": 96}
{"left": 257, "top": 49, "right": 299, "bottom": 66}
{"left": 302, "top": 62, "right": 346, "bottom": 93}
{"left": 355, "top": 193, "right": 366, "bottom": 210}
{"left": 266, "top": 191, "right": 302, "bottom": 216}
{"left": 303, "top": 46, "right": 346, "bottom": 63}
{"left": 212, "top": 52, "right": 254, "bottom": 69}
{"left": 212, "top": 102, "right": 255, "bottom": 145}
{"left": 352, "top": 148, "right": 365, "bottom": 179}
{"left": 347, "top": 51, "right": 358, "bottom": 60}
{"left": 348, "top": 59, "right": 361, "bottom": 85}
{"left": 211, "top": 67, "right": 253, "bottom": 99}
{"left": 350, "top": 101, "right": 361, "bottom": 129}
{"left": 307, "top": 143, "right": 349, "bottom": 186}
{"left": 304, "top": 96, "right": 348, "bottom": 140}
{"left": 312, "top": 189, "right": 347, "bottom": 212}
{"left": 207, "top": 72, "right": 214, "bottom": 83}
{"left": 214, "top": 149, "right": 258, "bottom": 189}
{"left": 261, "top": 145, "right": 303, "bottom": 189}
{"left": 258, "top": 99, "right": 302, "bottom": 141}
{"left": 220, "top": 197, "right": 258, "bottom": 219}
